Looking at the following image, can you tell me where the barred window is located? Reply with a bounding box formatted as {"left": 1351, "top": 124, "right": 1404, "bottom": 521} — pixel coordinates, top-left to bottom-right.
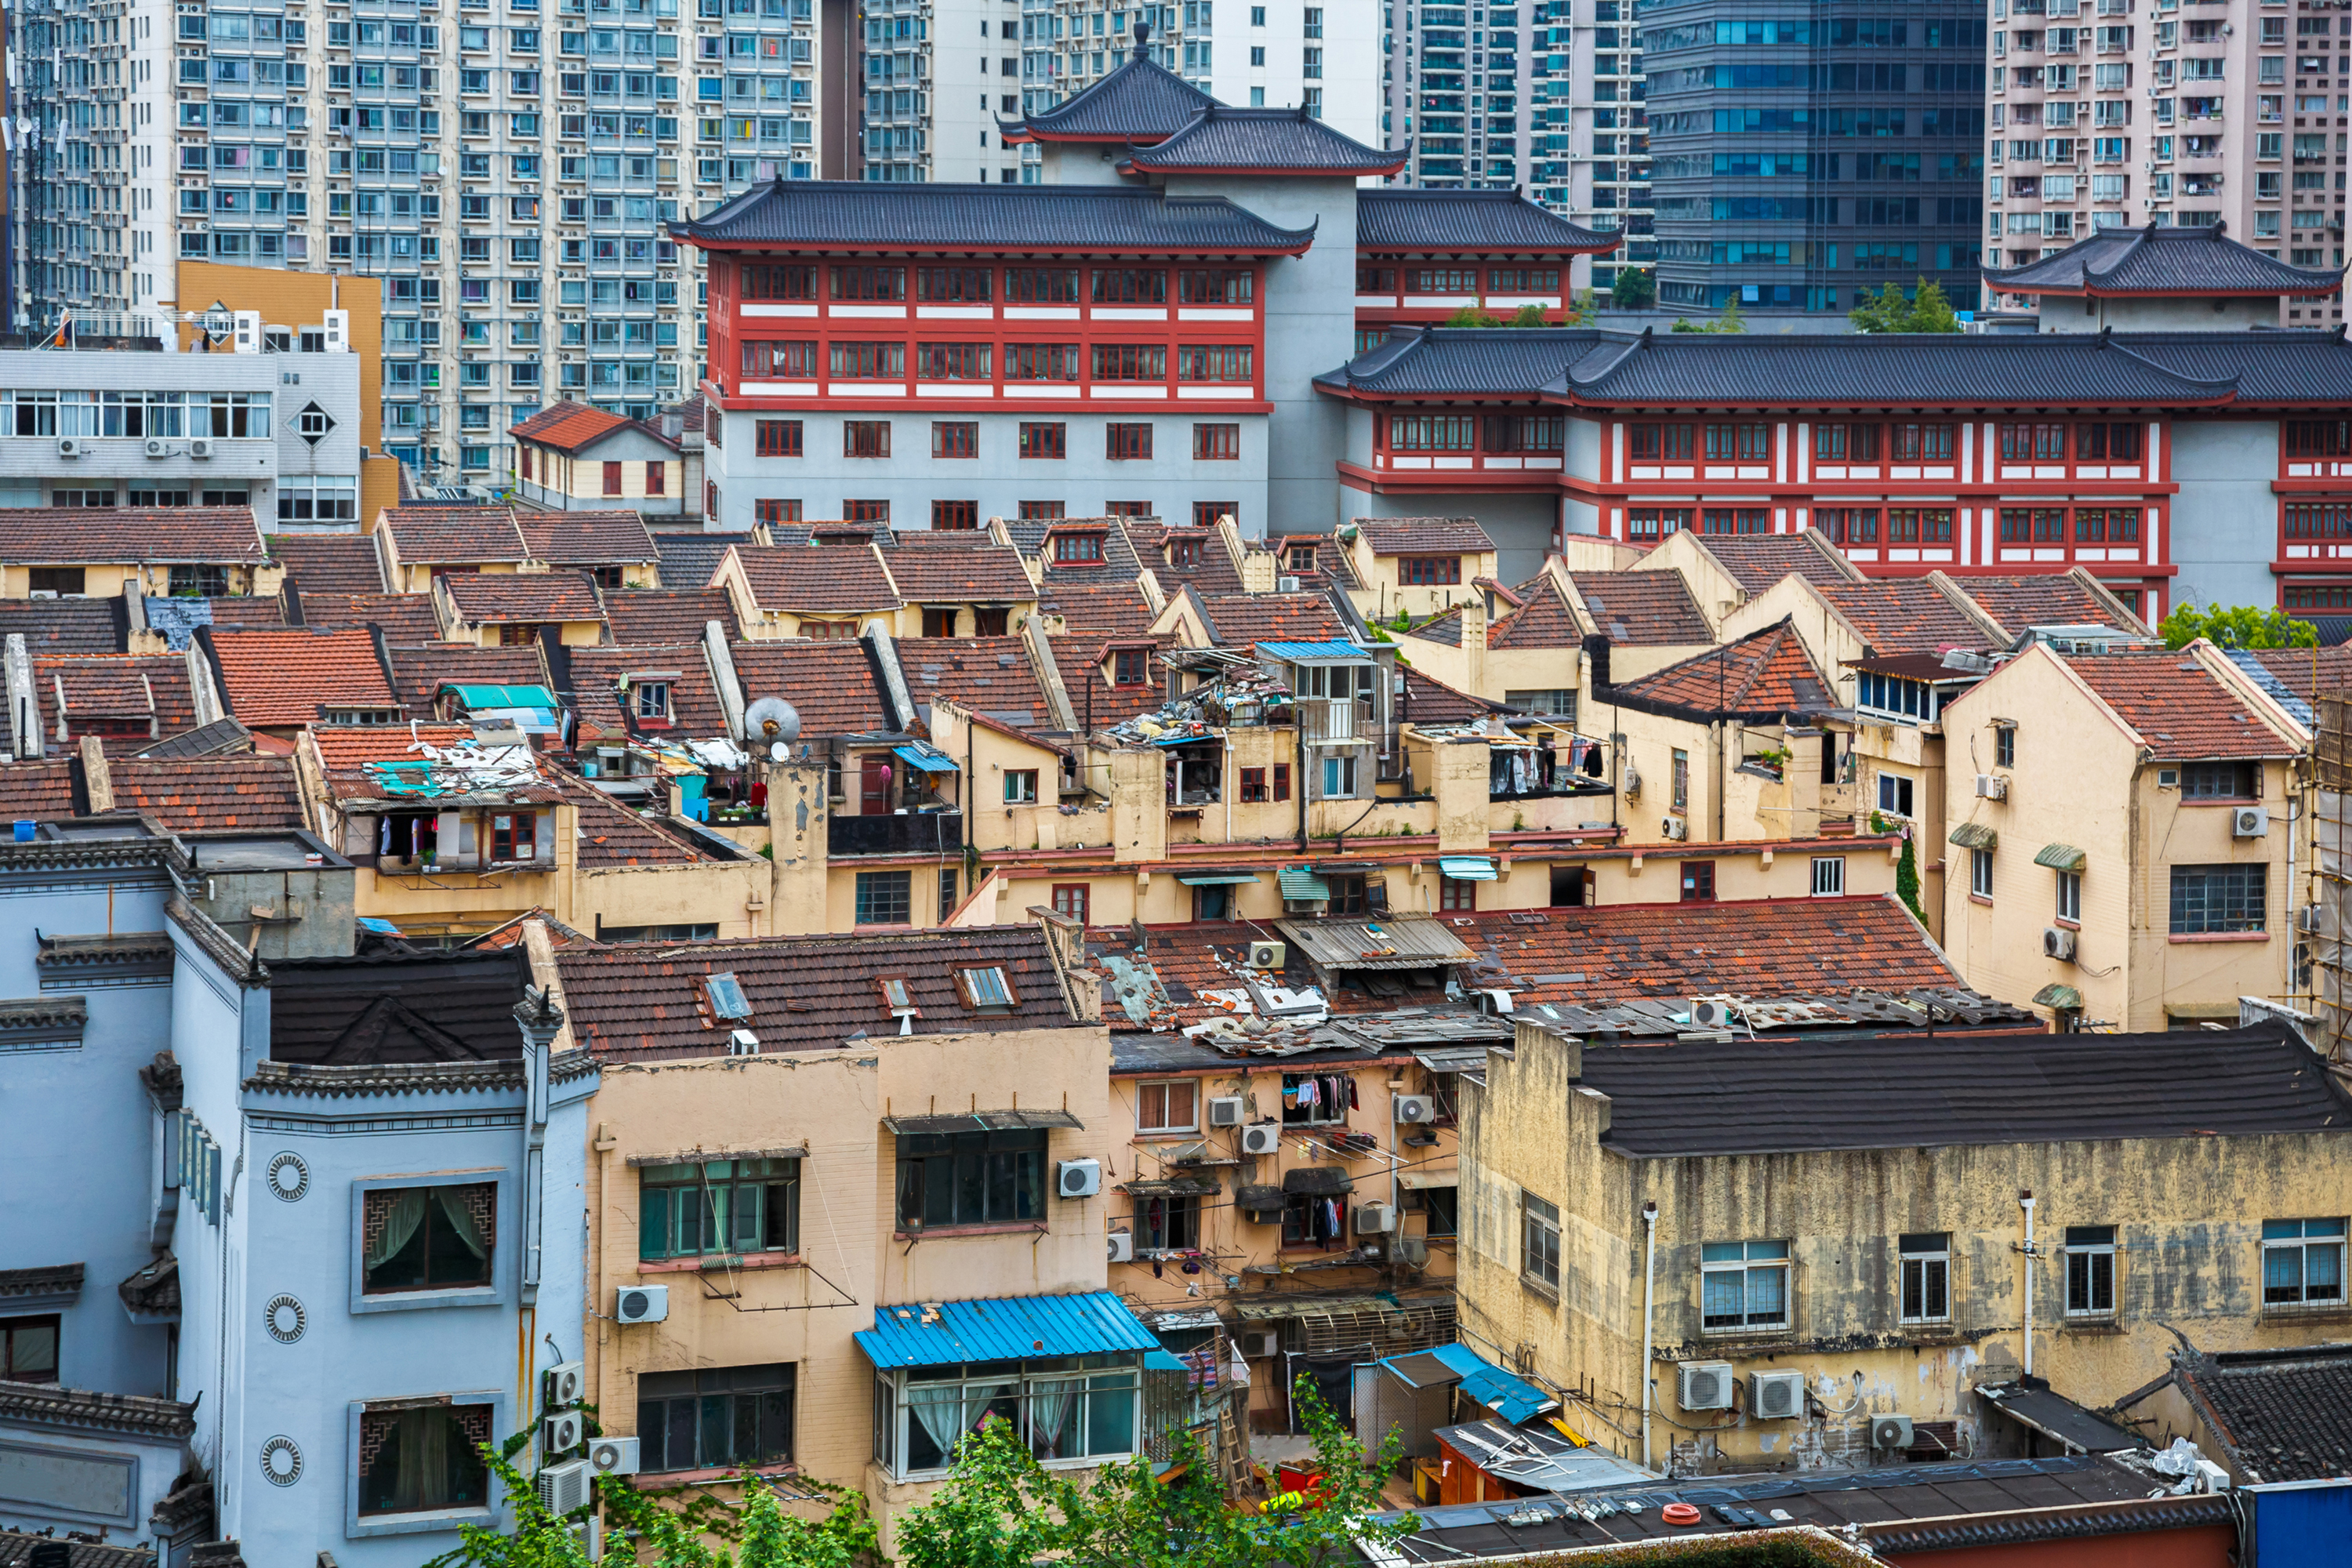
{"left": 2169, "top": 862, "right": 2266, "bottom": 935}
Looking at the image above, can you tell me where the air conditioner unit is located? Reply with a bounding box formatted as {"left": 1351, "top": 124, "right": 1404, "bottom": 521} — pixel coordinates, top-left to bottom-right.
{"left": 1107, "top": 1230, "right": 1134, "bottom": 1263}
{"left": 614, "top": 1283, "right": 669, "bottom": 1324}
{"left": 1398, "top": 1237, "right": 1431, "bottom": 1268}
{"left": 188, "top": 437, "right": 213, "bottom": 459}
{"left": 1240, "top": 1123, "right": 1283, "bottom": 1156}
{"left": 543, "top": 1360, "right": 586, "bottom": 1410}
{"left": 543, "top": 1409, "right": 585, "bottom": 1454}
{"left": 1394, "top": 1094, "right": 1437, "bottom": 1124}
{"left": 1976, "top": 773, "right": 2010, "bottom": 800}
{"left": 1278, "top": 575, "right": 1303, "bottom": 592}
{"left": 1354, "top": 1202, "right": 1396, "bottom": 1234}
{"left": 1056, "top": 1157, "right": 1102, "bottom": 1199}
{"left": 2044, "top": 926, "right": 2079, "bottom": 962}
{"left": 1247, "top": 940, "right": 1286, "bottom": 971}
{"left": 1677, "top": 1360, "right": 1734, "bottom": 1411}
{"left": 2234, "top": 805, "right": 2269, "bottom": 838}
{"left": 1661, "top": 815, "right": 1688, "bottom": 840}
{"left": 1690, "top": 999, "right": 1735, "bottom": 1030}
{"left": 1207, "top": 1095, "right": 1245, "bottom": 1127}
{"left": 2158, "top": 768, "right": 2180, "bottom": 789}
{"left": 1872, "top": 1414, "right": 1915, "bottom": 1451}
{"left": 143, "top": 437, "right": 170, "bottom": 459}
{"left": 1749, "top": 1370, "right": 1807, "bottom": 1421}
{"left": 2297, "top": 902, "right": 2325, "bottom": 935}
{"left": 537, "top": 1457, "right": 593, "bottom": 1515}
{"left": 1240, "top": 1330, "right": 1281, "bottom": 1359}
{"left": 585, "top": 1436, "right": 639, "bottom": 1478}
{"left": 55, "top": 437, "right": 78, "bottom": 458}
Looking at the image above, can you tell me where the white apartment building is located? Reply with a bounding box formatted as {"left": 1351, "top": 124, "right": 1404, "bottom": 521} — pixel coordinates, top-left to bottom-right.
{"left": 1985, "top": 0, "right": 2350, "bottom": 326}
{"left": 6, "top": 0, "right": 859, "bottom": 486}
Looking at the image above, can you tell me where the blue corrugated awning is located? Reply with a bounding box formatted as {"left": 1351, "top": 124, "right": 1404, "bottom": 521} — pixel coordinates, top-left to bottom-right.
{"left": 1279, "top": 867, "right": 1330, "bottom": 900}
{"left": 357, "top": 917, "right": 404, "bottom": 935}
{"left": 1258, "top": 640, "right": 1370, "bottom": 662}
{"left": 447, "top": 683, "right": 558, "bottom": 710}
{"left": 1177, "top": 872, "right": 1260, "bottom": 886}
{"left": 854, "top": 1291, "right": 1161, "bottom": 1368}
{"left": 893, "top": 745, "right": 958, "bottom": 773}
{"left": 1143, "top": 1348, "right": 1189, "bottom": 1372}
{"left": 1438, "top": 856, "right": 1497, "bottom": 881}
{"left": 1427, "top": 1344, "right": 1558, "bottom": 1425}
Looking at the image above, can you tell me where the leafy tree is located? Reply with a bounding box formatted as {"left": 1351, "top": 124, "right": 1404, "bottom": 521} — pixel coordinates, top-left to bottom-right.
{"left": 1570, "top": 286, "right": 1601, "bottom": 322}
{"left": 2158, "top": 601, "right": 2319, "bottom": 651}
{"left": 1610, "top": 267, "right": 1656, "bottom": 310}
{"left": 1894, "top": 827, "right": 1923, "bottom": 924}
{"left": 1508, "top": 303, "right": 1551, "bottom": 327}
{"left": 1671, "top": 298, "right": 1746, "bottom": 334}
{"left": 1849, "top": 278, "right": 1963, "bottom": 335}
{"left": 1443, "top": 305, "right": 1504, "bottom": 328}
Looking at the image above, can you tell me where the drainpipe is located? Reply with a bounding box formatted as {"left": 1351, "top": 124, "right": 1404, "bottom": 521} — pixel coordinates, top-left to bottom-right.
{"left": 1641, "top": 1199, "right": 1659, "bottom": 1470}
{"left": 2018, "top": 1189, "right": 2037, "bottom": 1381}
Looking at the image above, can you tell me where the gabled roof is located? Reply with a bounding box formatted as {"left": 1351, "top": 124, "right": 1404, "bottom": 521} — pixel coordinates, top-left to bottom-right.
{"left": 1001, "top": 42, "right": 1216, "bottom": 142}
{"left": 0, "top": 507, "right": 267, "bottom": 564}
{"left": 270, "top": 532, "right": 387, "bottom": 593}
{"left": 109, "top": 756, "right": 306, "bottom": 831}
{"left": 1194, "top": 591, "right": 1347, "bottom": 647}
{"left": 566, "top": 644, "right": 728, "bottom": 739}
{"left": 1357, "top": 188, "right": 1620, "bottom": 254}
{"left": 554, "top": 924, "right": 1080, "bottom": 1062}
{"left": 440, "top": 570, "right": 606, "bottom": 626}
{"left": 1352, "top": 516, "right": 1496, "bottom": 556}
{"left": 35, "top": 654, "right": 197, "bottom": 742}
{"left": 1983, "top": 221, "right": 2343, "bottom": 298}
{"left": 1125, "top": 522, "right": 1245, "bottom": 596}
{"left": 1040, "top": 580, "right": 1159, "bottom": 640}
{"left": 1009, "top": 517, "right": 1147, "bottom": 583}
{"left": 1120, "top": 104, "right": 1407, "bottom": 176}
{"left": 653, "top": 531, "right": 746, "bottom": 589}
{"left": 510, "top": 401, "right": 679, "bottom": 454}
{"left": 1612, "top": 619, "right": 1836, "bottom": 718}
{"left": 2167, "top": 1342, "right": 2352, "bottom": 1484}
{"left": 602, "top": 588, "right": 740, "bottom": 644}
{"left": 387, "top": 643, "right": 551, "bottom": 716}
{"left": 670, "top": 180, "right": 1314, "bottom": 255}
{"left": 1316, "top": 326, "right": 1586, "bottom": 398}
{"left": 380, "top": 506, "right": 530, "bottom": 564}
{"left": 1568, "top": 570, "right": 1710, "bottom": 645}
{"left": 202, "top": 595, "right": 288, "bottom": 630}
{"left": 0, "top": 598, "right": 124, "bottom": 654}
{"left": 1488, "top": 575, "right": 1581, "bottom": 651}
{"left": 1051, "top": 633, "right": 1173, "bottom": 727}
{"left": 1949, "top": 572, "right": 2142, "bottom": 641}
{"left": 2060, "top": 647, "right": 2303, "bottom": 760}
{"left": 265, "top": 948, "right": 530, "bottom": 1065}
{"left": 1683, "top": 532, "right": 1859, "bottom": 593}
{"left": 730, "top": 540, "right": 902, "bottom": 615}
{"left": 1261, "top": 534, "right": 1361, "bottom": 592}
{"left": 517, "top": 510, "right": 662, "bottom": 566}
{"left": 728, "top": 638, "right": 892, "bottom": 739}
{"left": 209, "top": 628, "right": 398, "bottom": 726}
{"left": 0, "top": 760, "right": 78, "bottom": 819}
{"left": 879, "top": 533, "right": 1039, "bottom": 604}
{"left": 561, "top": 775, "right": 728, "bottom": 868}
{"left": 1821, "top": 579, "right": 1995, "bottom": 657}
{"left": 1402, "top": 666, "right": 1508, "bottom": 723}
{"left": 296, "top": 592, "right": 444, "bottom": 643}
{"left": 897, "top": 637, "right": 1051, "bottom": 730}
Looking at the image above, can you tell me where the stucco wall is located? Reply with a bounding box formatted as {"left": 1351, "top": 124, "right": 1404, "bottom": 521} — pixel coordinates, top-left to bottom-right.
{"left": 2169, "top": 419, "right": 2282, "bottom": 612}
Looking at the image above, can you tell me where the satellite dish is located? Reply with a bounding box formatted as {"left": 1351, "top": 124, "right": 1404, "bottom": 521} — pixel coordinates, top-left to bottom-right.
{"left": 769, "top": 742, "right": 787, "bottom": 761}
{"left": 743, "top": 695, "right": 800, "bottom": 743}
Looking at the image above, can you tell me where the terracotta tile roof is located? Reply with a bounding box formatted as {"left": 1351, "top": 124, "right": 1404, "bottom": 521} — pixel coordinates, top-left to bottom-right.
{"left": 728, "top": 638, "right": 891, "bottom": 739}
{"left": 1490, "top": 575, "right": 1581, "bottom": 651}
{"left": 201, "top": 596, "right": 287, "bottom": 628}
{"left": 269, "top": 533, "right": 387, "bottom": 593}
{"left": 1403, "top": 666, "right": 1507, "bottom": 723}
{"left": 1194, "top": 592, "right": 1348, "bottom": 647}
{"left": 313, "top": 723, "right": 476, "bottom": 770}
{"left": 554, "top": 924, "right": 1077, "bottom": 1062}
{"left": 602, "top": 588, "right": 740, "bottom": 644}
{"left": 1052, "top": 633, "right": 1174, "bottom": 725}
{"left": 1821, "top": 579, "right": 1994, "bottom": 656}
{"left": 1007, "top": 517, "right": 1147, "bottom": 583}
{"left": 517, "top": 510, "right": 661, "bottom": 565}
{"left": 0, "top": 760, "right": 79, "bottom": 819}
{"left": 897, "top": 636, "right": 1050, "bottom": 728}
{"left": 1948, "top": 574, "right": 2136, "bottom": 639}
{"left": 1570, "top": 571, "right": 1711, "bottom": 645}
{"left": 0, "top": 507, "right": 266, "bottom": 564}
{"left": 381, "top": 506, "right": 529, "bottom": 564}
{"left": 653, "top": 532, "right": 745, "bottom": 589}
{"left": 209, "top": 628, "right": 398, "bottom": 726}
{"left": 1615, "top": 620, "right": 1838, "bottom": 717}
{"left": 36, "top": 654, "right": 197, "bottom": 742}
{"left": 1040, "top": 580, "right": 1158, "bottom": 639}
{"left": 561, "top": 775, "right": 715, "bottom": 868}
{"left": 1691, "top": 532, "right": 1854, "bottom": 594}
{"left": 440, "top": 571, "right": 606, "bottom": 626}
{"left": 1264, "top": 535, "right": 1361, "bottom": 591}
{"left": 2063, "top": 648, "right": 2302, "bottom": 760}
{"left": 297, "top": 593, "right": 445, "bottom": 643}
{"left": 110, "top": 756, "right": 305, "bottom": 830}
{"left": 387, "top": 644, "right": 551, "bottom": 715}
{"left": 1351, "top": 516, "right": 1496, "bottom": 556}
{"left": 2245, "top": 644, "right": 2352, "bottom": 705}
{"left": 879, "top": 534, "right": 1039, "bottom": 604}
{"left": 1127, "top": 523, "right": 1246, "bottom": 596}
{"left": 0, "top": 599, "right": 123, "bottom": 654}
{"left": 566, "top": 644, "right": 727, "bottom": 739}
{"left": 731, "top": 540, "right": 902, "bottom": 615}
{"left": 509, "top": 401, "right": 661, "bottom": 454}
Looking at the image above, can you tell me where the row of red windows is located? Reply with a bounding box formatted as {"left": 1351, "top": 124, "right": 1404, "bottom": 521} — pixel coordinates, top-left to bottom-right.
{"left": 738, "top": 263, "right": 1257, "bottom": 306}
{"left": 746, "top": 419, "right": 1241, "bottom": 461}
{"left": 736, "top": 499, "right": 1238, "bottom": 530}
{"left": 739, "top": 340, "right": 1255, "bottom": 383}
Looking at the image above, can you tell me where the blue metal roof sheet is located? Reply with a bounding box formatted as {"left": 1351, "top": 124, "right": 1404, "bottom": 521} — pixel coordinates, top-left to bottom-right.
{"left": 1430, "top": 1343, "right": 1559, "bottom": 1425}
{"left": 854, "top": 1291, "right": 1162, "bottom": 1367}
{"left": 448, "top": 683, "right": 557, "bottom": 708}
{"left": 1257, "top": 640, "right": 1369, "bottom": 661}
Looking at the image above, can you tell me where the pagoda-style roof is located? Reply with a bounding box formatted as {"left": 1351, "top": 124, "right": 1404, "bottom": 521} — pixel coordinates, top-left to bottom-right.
{"left": 1982, "top": 221, "right": 2343, "bottom": 298}
{"left": 670, "top": 180, "right": 1315, "bottom": 256}
{"left": 998, "top": 30, "right": 1215, "bottom": 144}
{"left": 1120, "top": 104, "right": 1408, "bottom": 176}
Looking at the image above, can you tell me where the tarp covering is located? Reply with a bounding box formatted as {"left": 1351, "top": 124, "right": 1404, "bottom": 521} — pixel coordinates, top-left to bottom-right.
{"left": 894, "top": 744, "right": 958, "bottom": 773}
{"left": 1438, "top": 856, "right": 1498, "bottom": 881}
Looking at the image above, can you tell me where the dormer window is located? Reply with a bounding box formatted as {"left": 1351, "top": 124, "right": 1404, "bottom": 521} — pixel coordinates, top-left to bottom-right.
{"left": 634, "top": 681, "right": 671, "bottom": 721}
{"left": 953, "top": 966, "right": 1017, "bottom": 1011}
{"left": 1053, "top": 532, "right": 1105, "bottom": 564}
{"left": 1112, "top": 649, "right": 1149, "bottom": 688}
{"left": 1167, "top": 537, "right": 1203, "bottom": 568}
{"left": 1286, "top": 546, "right": 1317, "bottom": 572}
{"left": 322, "top": 707, "right": 401, "bottom": 726}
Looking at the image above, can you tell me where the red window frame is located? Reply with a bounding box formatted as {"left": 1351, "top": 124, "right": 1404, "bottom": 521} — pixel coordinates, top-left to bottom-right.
{"left": 1272, "top": 763, "right": 1291, "bottom": 801}
{"left": 932, "top": 499, "right": 979, "bottom": 530}
{"left": 755, "top": 499, "right": 802, "bottom": 524}
{"left": 1106, "top": 423, "right": 1154, "bottom": 460}
{"left": 931, "top": 421, "right": 977, "bottom": 459}
{"left": 844, "top": 499, "right": 889, "bottom": 523}
{"left": 1018, "top": 423, "right": 1067, "bottom": 459}
{"left": 1051, "top": 883, "right": 1091, "bottom": 923}
{"left": 601, "top": 461, "right": 622, "bottom": 496}
{"left": 1401, "top": 556, "right": 1462, "bottom": 586}
{"left": 644, "top": 462, "right": 665, "bottom": 496}
{"left": 755, "top": 419, "right": 803, "bottom": 457}
{"left": 844, "top": 422, "right": 891, "bottom": 459}
{"left": 1192, "top": 423, "right": 1240, "bottom": 460}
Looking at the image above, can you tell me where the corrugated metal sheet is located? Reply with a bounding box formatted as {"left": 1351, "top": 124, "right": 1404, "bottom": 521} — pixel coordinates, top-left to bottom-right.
{"left": 1278, "top": 914, "right": 1476, "bottom": 971}
{"left": 1257, "top": 640, "right": 1369, "bottom": 661}
{"left": 1430, "top": 1344, "right": 1559, "bottom": 1425}
{"left": 1278, "top": 868, "right": 1330, "bottom": 900}
{"left": 2035, "top": 843, "right": 2088, "bottom": 871}
{"left": 853, "top": 1290, "right": 1160, "bottom": 1367}
{"left": 1948, "top": 822, "right": 1997, "bottom": 851}
{"left": 1438, "top": 856, "right": 1497, "bottom": 880}
{"left": 881, "top": 1109, "right": 1084, "bottom": 1135}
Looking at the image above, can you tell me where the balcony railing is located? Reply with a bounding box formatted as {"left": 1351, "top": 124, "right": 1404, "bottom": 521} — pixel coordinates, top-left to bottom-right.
{"left": 1299, "top": 698, "right": 1361, "bottom": 746}
{"left": 828, "top": 810, "right": 963, "bottom": 857}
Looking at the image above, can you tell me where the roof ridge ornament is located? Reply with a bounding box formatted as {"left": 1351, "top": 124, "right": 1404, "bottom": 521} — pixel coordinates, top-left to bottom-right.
{"left": 1134, "top": 19, "right": 1151, "bottom": 58}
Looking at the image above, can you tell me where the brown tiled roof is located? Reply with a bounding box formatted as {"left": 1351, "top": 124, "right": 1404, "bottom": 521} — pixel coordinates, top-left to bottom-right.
{"left": 201, "top": 596, "right": 287, "bottom": 629}
{"left": 1692, "top": 532, "right": 1855, "bottom": 593}
{"left": 2246, "top": 644, "right": 2352, "bottom": 704}
{"left": 554, "top": 924, "right": 1076, "bottom": 1062}
{"left": 1490, "top": 575, "right": 1581, "bottom": 651}
{"left": 298, "top": 593, "right": 445, "bottom": 643}
{"left": 1821, "top": 580, "right": 1994, "bottom": 656}
{"left": 1006, "top": 517, "right": 1147, "bottom": 583}
{"left": 561, "top": 776, "right": 716, "bottom": 868}
{"left": 567, "top": 644, "right": 728, "bottom": 739}
{"left": 37, "top": 655, "right": 197, "bottom": 742}
{"left": 270, "top": 533, "right": 387, "bottom": 593}
{"left": 1615, "top": 620, "right": 1837, "bottom": 717}
{"left": 440, "top": 571, "right": 606, "bottom": 626}
{"left": 731, "top": 541, "right": 902, "bottom": 614}
{"left": 209, "top": 628, "right": 397, "bottom": 726}
{"left": 1194, "top": 592, "right": 1348, "bottom": 646}
{"left": 898, "top": 637, "right": 1051, "bottom": 729}
{"left": 0, "top": 760, "right": 78, "bottom": 819}
{"left": 1403, "top": 666, "right": 1507, "bottom": 723}
{"left": 880, "top": 533, "right": 1038, "bottom": 604}
{"left": 1949, "top": 574, "right": 2136, "bottom": 639}
{"left": 1052, "top": 633, "right": 1174, "bottom": 726}
{"left": 2063, "top": 648, "right": 2301, "bottom": 760}
{"left": 0, "top": 507, "right": 266, "bottom": 564}
{"left": 1352, "top": 515, "right": 1496, "bottom": 556}
{"left": 110, "top": 757, "right": 305, "bottom": 830}
{"left": 1127, "top": 523, "right": 1246, "bottom": 595}
{"left": 602, "top": 588, "right": 740, "bottom": 644}
{"left": 1040, "top": 580, "right": 1158, "bottom": 639}
{"left": 381, "top": 506, "right": 529, "bottom": 563}
{"left": 0, "top": 599, "right": 122, "bottom": 654}
{"left": 1265, "top": 535, "right": 1361, "bottom": 591}
{"left": 387, "top": 644, "right": 551, "bottom": 714}
{"left": 517, "top": 510, "right": 661, "bottom": 565}
{"left": 314, "top": 722, "right": 476, "bottom": 770}
{"left": 510, "top": 401, "right": 667, "bottom": 454}
{"left": 728, "top": 639, "right": 891, "bottom": 739}
{"left": 1570, "top": 571, "right": 1710, "bottom": 645}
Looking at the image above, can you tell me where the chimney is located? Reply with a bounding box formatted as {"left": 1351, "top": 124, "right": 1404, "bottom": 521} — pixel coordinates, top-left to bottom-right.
{"left": 1581, "top": 632, "right": 1612, "bottom": 695}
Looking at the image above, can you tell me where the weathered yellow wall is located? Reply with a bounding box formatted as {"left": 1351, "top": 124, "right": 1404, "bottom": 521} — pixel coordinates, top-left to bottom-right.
{"left": 572, "top": 857, "right": 771, "bottom": 940}
{"left": 1, "top": 563, "right": 278, "bottom": 600}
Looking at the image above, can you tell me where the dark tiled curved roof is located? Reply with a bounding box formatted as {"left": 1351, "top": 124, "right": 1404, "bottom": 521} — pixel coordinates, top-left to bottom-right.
{"left": 0, "top": 598, "right": 123, "bottom": 654}
{"left": 673, "top": 180, "right": 1313, "bottom": 254}
{"left": 1568, "top": 571, "right": 1709, "bottom": 645}
{"left": 2172, "top": 1343, "right": 2352, "bottom": 1484}
{"left": 653, "top": 532, "right": 746, "bottom": 589}
{"left": 1691, "top": 532, "right": 1858, "bottom": 593}
{"left": 1007, "top": 50, "right": 1215, "bottom": 141}
{"left": 1983, "top": 221, "right": 2342, "bottom": 297}
{"left": 1316, "top": 326, "right": 1588, "bottom": 397}
{"left": 1613, "top": 620, "right": 1835, "bottom": 717}
{"left": 2118, "top": 332, "right": 2352, "bottom": 406}
{"left": 1122, "top": 105, "right": 1406, "bottom": 174}
{"left": 603, "top": 588, "right": 740, "bottom": 644}
{"left": 1358, "top": 188, "right": 1619, "bottom": 253}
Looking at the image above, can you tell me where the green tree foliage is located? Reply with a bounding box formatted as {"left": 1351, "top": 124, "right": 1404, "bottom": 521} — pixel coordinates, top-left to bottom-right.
{"left": 1508, "top": 303, "right": 1551, "bottom": 327}
{"left": 1671, "top": 298, "right": 1745, "bottom": 334}
{"left": 1895, "top": 829, "right": 1923, "bottom": 923}
{"left": 1443, "top": 305, "right": 1504, "bottom": 328}
{"left": 1610, "top": 267, "right": 1656, "bottom": 310}
{"left": 1849, "top": 279, "right": 1963, "bottom": 335}
{"left": 2158, "top": 601, "right": 2319, "bottom": 651}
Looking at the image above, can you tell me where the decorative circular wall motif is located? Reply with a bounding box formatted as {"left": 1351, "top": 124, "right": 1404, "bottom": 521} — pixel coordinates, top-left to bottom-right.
{"left": 260, "top": 1436, "right": 303, "bottom": 1486}
{"left": 266, "top": 1152, "right": 310, "bottom": 1202}
{"left": 264, "top": 1294, "right": 307, "bottom": 1344}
